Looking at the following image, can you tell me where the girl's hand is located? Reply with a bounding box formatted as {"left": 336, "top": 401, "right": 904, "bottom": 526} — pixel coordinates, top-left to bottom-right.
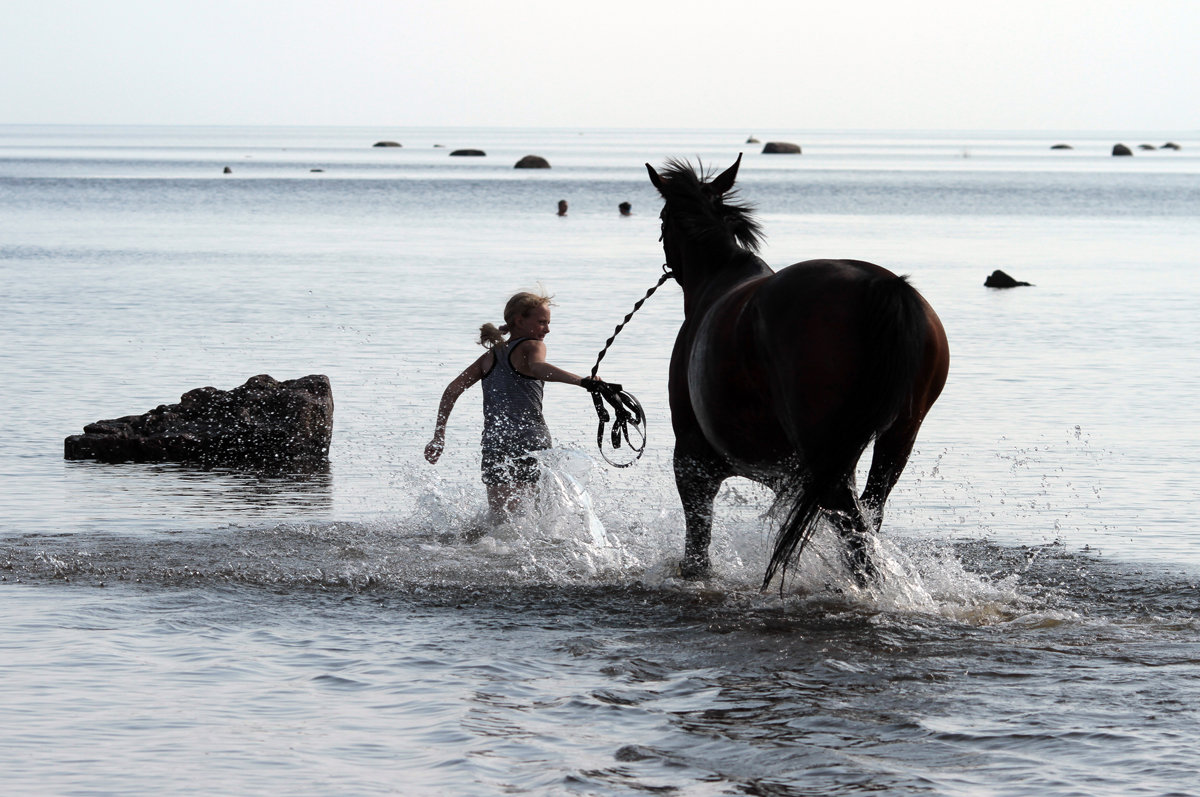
{"left": 424, "top": 437, "right": 444, "bottom": 464}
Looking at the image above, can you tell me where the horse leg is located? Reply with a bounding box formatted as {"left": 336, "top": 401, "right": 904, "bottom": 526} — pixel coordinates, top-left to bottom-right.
{"left": 674, "top": 454, "right": 725, "bottom": 579}
{"left": 859, "top": 417, "right": 923, "bottom": 532}
{"left": 821, "top": 480, "right": 877, "bottom": 585}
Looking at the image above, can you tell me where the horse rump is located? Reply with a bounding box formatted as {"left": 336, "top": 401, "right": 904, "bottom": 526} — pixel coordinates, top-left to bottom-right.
{"left": 762, "top": 273, "right": 928, "bottom": 589}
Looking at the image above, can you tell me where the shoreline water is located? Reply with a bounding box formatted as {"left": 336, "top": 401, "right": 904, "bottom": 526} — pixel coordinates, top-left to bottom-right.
{"left": 2, "top": 126, "right": 1199, "bottom": 795}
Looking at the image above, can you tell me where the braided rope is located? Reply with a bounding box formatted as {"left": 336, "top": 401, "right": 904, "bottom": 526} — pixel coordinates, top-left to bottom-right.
{"left": 590, "top": 266, "right": 674, "bottom": 378}
{"left": 584, "top": 265, "right": 674, "bottom": 467}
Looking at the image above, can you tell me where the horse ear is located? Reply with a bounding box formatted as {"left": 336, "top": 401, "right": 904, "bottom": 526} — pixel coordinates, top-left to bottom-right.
{"left": 708, "top": 153, "right": 743, "bottom": 195}
{"left": 646, "top": 163, "right": 665, "bottom": 192}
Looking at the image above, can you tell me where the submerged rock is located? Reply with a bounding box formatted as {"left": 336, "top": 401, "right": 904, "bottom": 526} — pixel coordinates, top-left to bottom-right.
{"left": 762, "top": 141, "right": 802, "bottom": 154}
{"left": 984, "top": 269, "right": 1033, "bottom": 288}
{"left": 373, "top": 141, "right": 402, "bottom": 147}
{"left": 514, "top": 154, "right": 550, "bottom": 168}
{"left": 1162, "top": 142, "right": 1181, "bottom": 151}
{"left": 1050, "top": 143, "right": 1073, "bottom": 150}
{"left": 1112, "top": 143, "right": 1133, "bottom": 157}
{"left": 450, "top": 149, "right": 486, "bottom": 157}
{"left": 64, "top": 374, "right": 334, "bottom": 471}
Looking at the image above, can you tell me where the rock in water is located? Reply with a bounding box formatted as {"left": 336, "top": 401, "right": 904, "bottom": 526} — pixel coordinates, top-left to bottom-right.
{"left": 762, "top": 141, "right": 802, "bottom": 154}
{"left": 1112, "top": 143, "right": 1133, "bottom": 157}
{"left": 514, "top": 154, "right": 550, "bottom": 168}
{"left": 984, "top": 269, "right": 1033, "bottom": 288}
{"left": 64, "top": 374, "right": 334, "bottom": 470}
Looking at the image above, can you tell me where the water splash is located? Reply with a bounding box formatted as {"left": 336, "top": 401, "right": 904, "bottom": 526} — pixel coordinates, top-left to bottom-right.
{"left": 0, "top": 446, "right": 1123, "bottom": 632}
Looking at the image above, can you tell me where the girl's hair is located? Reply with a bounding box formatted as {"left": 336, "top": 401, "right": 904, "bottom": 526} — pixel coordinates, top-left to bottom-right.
{"left": 478, "top": 290, "right": 553, "bottom": 349}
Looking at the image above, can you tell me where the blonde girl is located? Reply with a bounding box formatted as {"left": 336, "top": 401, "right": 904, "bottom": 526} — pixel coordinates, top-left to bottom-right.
{"left": 425, "top": 291, "right": 586, "bottom": 520}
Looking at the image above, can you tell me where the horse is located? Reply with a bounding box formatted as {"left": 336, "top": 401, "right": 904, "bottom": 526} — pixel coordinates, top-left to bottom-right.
{"left": 646, "top": 154, "right": 950, "bottom": 589}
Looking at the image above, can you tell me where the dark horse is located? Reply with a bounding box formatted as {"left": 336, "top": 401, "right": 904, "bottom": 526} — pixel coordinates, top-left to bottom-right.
{"left": 647, "top": 155, "right": 950, "bottom": 588}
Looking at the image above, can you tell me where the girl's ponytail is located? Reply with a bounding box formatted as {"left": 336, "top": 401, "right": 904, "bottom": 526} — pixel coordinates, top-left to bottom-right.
{"left": 478, "top": 323, "right": 506, "bottom": 349}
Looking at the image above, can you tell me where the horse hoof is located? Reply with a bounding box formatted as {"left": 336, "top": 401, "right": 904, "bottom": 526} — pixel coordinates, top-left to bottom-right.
{"left": 848, "top": 557, "right": 878, "bottom": 587}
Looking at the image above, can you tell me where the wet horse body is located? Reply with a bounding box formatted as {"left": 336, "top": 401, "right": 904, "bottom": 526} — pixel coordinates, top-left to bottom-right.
{"left": 648, "top": 157, "right": 949, "bottom": 588}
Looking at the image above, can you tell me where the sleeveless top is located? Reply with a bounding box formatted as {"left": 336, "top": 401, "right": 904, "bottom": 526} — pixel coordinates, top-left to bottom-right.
{"left": 481, "top": 337, "right": 553, "bottom": 454}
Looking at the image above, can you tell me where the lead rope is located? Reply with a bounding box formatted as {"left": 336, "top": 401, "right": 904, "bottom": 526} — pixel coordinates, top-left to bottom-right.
{"left": 583, "top": 265, "right": 674, "bottom": 467}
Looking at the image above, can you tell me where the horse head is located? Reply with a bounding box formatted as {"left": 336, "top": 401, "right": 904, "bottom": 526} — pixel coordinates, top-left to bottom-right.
{"left": 645, "top": 154, "right": 763, "bottom": 287}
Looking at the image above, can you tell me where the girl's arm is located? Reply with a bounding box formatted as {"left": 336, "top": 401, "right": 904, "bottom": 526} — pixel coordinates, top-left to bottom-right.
{"left": 510, "top": 340, "right": 584, "bottom": 385}
{"left": 425, "top": 353, "right": 489, "bottom": 464}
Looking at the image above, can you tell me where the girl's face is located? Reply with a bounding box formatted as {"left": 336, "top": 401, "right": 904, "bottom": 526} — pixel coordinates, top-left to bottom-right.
{"left": 510, "top": 305, "right": 551, "bottom": 340}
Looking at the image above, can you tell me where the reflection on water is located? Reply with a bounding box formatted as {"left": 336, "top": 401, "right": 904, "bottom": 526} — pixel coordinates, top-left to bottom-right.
{"left": 58, "top": 459, "right": 335, "bottom": 528}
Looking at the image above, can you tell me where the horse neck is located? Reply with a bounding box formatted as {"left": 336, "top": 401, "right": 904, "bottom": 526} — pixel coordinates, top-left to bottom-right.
{"left": 676, "top": 245, "right": 770, "bottom": 315}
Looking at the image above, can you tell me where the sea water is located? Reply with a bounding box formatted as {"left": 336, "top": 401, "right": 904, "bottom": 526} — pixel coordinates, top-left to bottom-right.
{"left": 2, "top": 126, "right": 1199, "bottom": 795}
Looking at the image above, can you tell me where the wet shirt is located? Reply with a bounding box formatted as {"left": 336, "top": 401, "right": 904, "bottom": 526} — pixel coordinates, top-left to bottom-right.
{"left": 481, "top": 337, "right": 552, "bottom": 454}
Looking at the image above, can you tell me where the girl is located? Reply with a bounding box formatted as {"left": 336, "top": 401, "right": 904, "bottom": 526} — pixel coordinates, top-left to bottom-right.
{"left": 425, "top": 291, "right": 587, "bottom": 521}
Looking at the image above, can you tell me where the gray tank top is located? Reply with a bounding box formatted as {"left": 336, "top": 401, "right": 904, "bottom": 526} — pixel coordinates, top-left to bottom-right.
{"left": 481, "top": 337, "right": 552, "bottom": 453}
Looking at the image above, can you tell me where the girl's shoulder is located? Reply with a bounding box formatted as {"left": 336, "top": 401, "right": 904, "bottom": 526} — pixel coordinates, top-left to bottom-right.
{"left": 469, "top": 349, "right": 496, "bottom": 378}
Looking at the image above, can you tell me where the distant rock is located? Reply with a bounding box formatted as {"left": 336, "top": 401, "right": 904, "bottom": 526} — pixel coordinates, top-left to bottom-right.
{"left": 746, "top": 135, "right": 760, "bottom": 144}
{"left": 64, "top": 374, "right": 334, "bottom": 471}
{"left": 1050, "top": 143, "right": 1073, "bottom": 150}
{"left": 222, "top": 166, "right": 233, "bottom": 174}
{"left": 762, "top": 141, "right": 802, "bottom": 154}
{"left": 1162, "top": 142, "right": 1182, "bottom": 151}
{"left": 984, "top": 270, "right": 1033, "bottom": 288}
{"left": 1112, "top": 144, "right": 1133, "bottom": 157}
{"left": 450, "top": 149, "right": 486, "bottom": 157}
{"left": 310, "top": 168, "right": 324, "bottom": 173}
{"left": 373, "top": 141, "right": 402, "bottom": 148}
{"left": 514, "top": 155, "right": 550, "bottom": 169}
{"left": 1138, "top": 144, "right": 1157, "bottom": 151}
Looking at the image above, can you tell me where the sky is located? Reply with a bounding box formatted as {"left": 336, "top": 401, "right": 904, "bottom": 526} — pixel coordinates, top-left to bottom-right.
{"left": 3, "top": 0, "right": 1198, "bottom": 130}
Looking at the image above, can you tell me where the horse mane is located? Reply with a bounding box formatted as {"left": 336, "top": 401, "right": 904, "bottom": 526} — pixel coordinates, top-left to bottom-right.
{"left": 658, "top": 159, "right": 764, "bottom": 253}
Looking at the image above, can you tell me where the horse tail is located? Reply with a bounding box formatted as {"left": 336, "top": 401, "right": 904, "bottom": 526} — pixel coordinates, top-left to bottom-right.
{"left": 762, "top": 273, "right": 928, "bottom": 589}
{"left": 859, "top": 274, "right": 928, "bottom": 434}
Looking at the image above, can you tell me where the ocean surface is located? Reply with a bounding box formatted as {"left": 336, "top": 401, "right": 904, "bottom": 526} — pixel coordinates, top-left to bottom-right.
{"left": 2, "top": 125, "right": 1198, "bottom": 795}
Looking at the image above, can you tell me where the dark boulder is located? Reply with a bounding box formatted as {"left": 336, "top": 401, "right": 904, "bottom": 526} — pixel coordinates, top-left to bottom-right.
{"left": 514, "top": 155, "right": 550, "bottom": 169}
{"left": 64, "top": 374, "right": 334, "bottom": 471}
{"left": 1050, "top": 143, "right": 1073, "bottom": 150}
{"left": 984, "top": 270, "right": 1033, "bottom": 288}
{"left": 1138, "top": 144, "right": 1157, "bottom": 151}
{"left": 762, "top": 141, "right": 802, "bottom": 154}
{"left": 450, "top": 149, "right": 486, "bottom": 157}
{"left": 746, "top": 135, "right": 760, "bottom": 144}
{"left": 1112, "top": 143, "right": 1133, "bottom": 157}
{"left": 373, "top": 141, "right": 402, "bottom": 147}
{"left": 1162, "top": 142, "right": 1181, "bottom": 151}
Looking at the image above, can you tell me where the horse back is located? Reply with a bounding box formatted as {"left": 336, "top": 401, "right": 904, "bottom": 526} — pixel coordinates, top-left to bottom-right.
{"left": 672, "top": 257, "right": 946, "bottom": 474}
{"left": 757, "top": 259, "right": 943, "bottom": 441}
